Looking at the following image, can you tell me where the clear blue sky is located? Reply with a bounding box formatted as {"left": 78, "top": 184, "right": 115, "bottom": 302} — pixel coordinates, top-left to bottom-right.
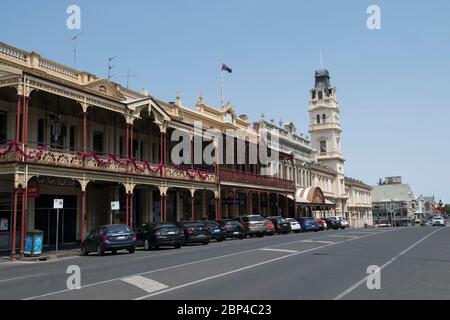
{"left": 2, "top": 0, "right": 449, "bottom": 202}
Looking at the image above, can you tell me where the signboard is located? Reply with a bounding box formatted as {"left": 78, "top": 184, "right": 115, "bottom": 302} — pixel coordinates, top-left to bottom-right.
{"left": 53, "top": 199, "right": 64, "bottom": 209}
{"left": 0, "top": 218, "right": 8, "bottom": 231}
{"left": 111, "top": 201, "right": 120, "bottom": 211}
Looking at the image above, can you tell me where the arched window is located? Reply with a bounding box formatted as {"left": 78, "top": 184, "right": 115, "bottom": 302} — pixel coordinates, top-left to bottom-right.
{"left": 322, "top": 114, "right": 326, "bottom": 123}
{"left": 317, "top": 114, "right": 321, "bottom": 124}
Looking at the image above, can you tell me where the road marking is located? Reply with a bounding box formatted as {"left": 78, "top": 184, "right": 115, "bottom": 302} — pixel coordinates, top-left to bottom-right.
{"left": 333, "top": 228, "right": 445, "bottom": 300}
{"left": 302, "top": 240, "right": 335, "bottom": 244}
{"left": 0, "top": 273, "right": 46, "bottom": 283}
{"left": 347, "top": 232, "right": 376, "bottom": 235}
{"left": 260, "top": 248, "right": 299, "bottom": 254}
{"left": 23, "top": 228, "right": 396, "bottom": 300}
{"left": 134, "top": 230, "right": 396, "bottom": 300}
{"left": 122, "top": 276, "right": 168, "bottom": 293}
{"left": 327, "top": 235, "right": 359, "bottom": 238}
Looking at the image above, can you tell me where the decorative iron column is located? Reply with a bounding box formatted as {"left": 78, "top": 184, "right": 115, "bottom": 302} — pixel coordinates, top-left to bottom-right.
{"left": 10, "top": 188, "right": 19, "bottom": 259}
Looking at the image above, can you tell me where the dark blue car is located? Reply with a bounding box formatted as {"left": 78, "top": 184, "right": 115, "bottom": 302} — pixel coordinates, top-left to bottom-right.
{"left": 205, "top": 221, "right": 227, "bottom": 242}
{"left": 295, "top": 217, "right": 320, "bottom": 232}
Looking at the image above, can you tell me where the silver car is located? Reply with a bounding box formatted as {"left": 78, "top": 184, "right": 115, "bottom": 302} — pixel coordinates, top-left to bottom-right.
{"left": 235, "top": 215, "right": 266, "bottom": 237}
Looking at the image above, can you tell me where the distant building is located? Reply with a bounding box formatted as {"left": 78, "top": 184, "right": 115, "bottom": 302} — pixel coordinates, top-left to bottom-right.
{"left": 372, "top": 177, "right": 416, "bottom": 226}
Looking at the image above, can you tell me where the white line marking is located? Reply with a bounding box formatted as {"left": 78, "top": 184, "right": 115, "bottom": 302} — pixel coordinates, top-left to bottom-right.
{"left": 260, "top": 248, "right": 299, "bottom": 254}
{"left": 0, "top": 273, "right": 46, "bottom": 283}
{"left": 122, "top": 276, "right": 168, "bottom": 293}
{"left": 24, "top": 228, "right": 396, "bottom": 300}
{"left": 302, "top": 240, "right": 335, "bottom": 244}
{"left": 347, "top": 232, "right": 375, "bottom": 235}
{"left": 327, "top": 235, "right": 359, "bottom": 238}
{"left": 333, "top": 228, "right": 445, "bottom": 300}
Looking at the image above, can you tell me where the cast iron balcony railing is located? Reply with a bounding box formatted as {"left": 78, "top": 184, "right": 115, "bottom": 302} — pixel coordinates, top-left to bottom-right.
{"left": 219, "top": 168, "right": 295, "bottom": 189}
{"left": 0, "top": 141, "right": 217, "bottom": 184}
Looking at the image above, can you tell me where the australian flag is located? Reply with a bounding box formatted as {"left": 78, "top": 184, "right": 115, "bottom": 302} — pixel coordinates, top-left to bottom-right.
{"left": 221, "top": 63, "right": 232, "bottom": 73}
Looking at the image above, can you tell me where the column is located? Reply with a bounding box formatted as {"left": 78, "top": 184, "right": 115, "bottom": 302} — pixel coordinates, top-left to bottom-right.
{"left": 125, "top": 193, "right": 129, "bottom": 226}
{"left": 258, "top": 192, "right": 261, "bottom": 215}
{"left": 81, "top": 190, "right": 86, "bottom": 241}
{"left": 20, "top": 187, "right": 27, "bottom": 256}
{"left": 285, "top": 195, "right": 289, "bottom": 217}
{"left": 129, "top": 124, "right": 134, "bottom": 159}
{"left": 15, "top": 96, "right": 21, "bottom": 141}
{"left": 22, "top": 96, "right": 29, "bottom": 150}
{"left": 191, "top": 191, "right": 195, "bottom": 221}
{"left": 11, "top": 188, "right": 18, "bottom": 259}
{"left": 233, "top": 189, "right": 237, "bottom": 217}
{"left": 130, "top": 192, "right": 134, "bottom": 229}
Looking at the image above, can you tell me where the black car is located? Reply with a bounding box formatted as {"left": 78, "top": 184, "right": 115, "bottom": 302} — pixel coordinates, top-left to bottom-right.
{"left": 205, "top": 221, "right": 227, "bottom": 242}
{"left": 267, "top": 216, "right": 291, "bottom": 234}
{"left": 218, "top": 220, "right": 245, "bottom": 239}
{"left": 178, "top": 222, "right": 211, "bottom": 245}
{"left": 135, "top": 222, "right": 184, "bottom": 250}
{"left": 322, "top": 217, "right": 341, "bottom": 230}
{"left": 81, "top": 224, "right": 136, "bottom": 256}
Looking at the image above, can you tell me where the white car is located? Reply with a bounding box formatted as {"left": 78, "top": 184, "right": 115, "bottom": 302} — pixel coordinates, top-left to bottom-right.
{"left": 432, "top": 215, "right": 445, "bottom": 227}
{"left": 286, "top": 218, "right": 302, "bottom": 233}
{"left": 329, "top": 216, "right": 349, "bottom": 229}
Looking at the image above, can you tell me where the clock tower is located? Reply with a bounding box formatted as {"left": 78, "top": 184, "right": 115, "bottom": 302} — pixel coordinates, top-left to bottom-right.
{"left": 308, "top": 69, "right": 348, "bottom": 214}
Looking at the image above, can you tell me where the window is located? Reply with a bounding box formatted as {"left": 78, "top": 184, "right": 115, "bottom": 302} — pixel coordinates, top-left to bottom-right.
{"left": 93, "top": 131, "right": 104, "bottom": 154}
{"left": 69, "top": 126, "right": 76, "bottom": 151}
{"left": 311, "top": 90, "right": 316, "bottom": 99}
{"left": 132, "top": 139, "right": 138, "bottom": 159}
{"left": 318, "top": 91, "right": 323, "bottom": 100}
{"left": 0, "top": 112, "right": 6, "bottom": 144}
{"left": 316, "top": 115, "right": 321, "bottom": 124}
{"left": 37, "top": 119, "right": 45, "bottom": 146}
{"left": 322, "top": 114, "right": 326, "bottom": 123}
{"left": 320, "top": 140, "right": 327, "bottom": 153}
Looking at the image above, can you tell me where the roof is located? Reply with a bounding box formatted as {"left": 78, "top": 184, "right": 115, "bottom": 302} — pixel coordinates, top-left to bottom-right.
{"left": 371, "top": 184, "right": 412, "bottom": 202}
{"left": 295, "top": 187, "right": 325, "bottom": 204}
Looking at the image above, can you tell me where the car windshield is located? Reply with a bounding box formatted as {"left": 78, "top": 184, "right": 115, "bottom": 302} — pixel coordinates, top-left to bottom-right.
{"left": 247, "top": 216, "right": 265, "bottom": 222}
{"left": 158, "top": 223, "right": 178, "bottom": 228}
{"left": 107, "top": 225, "right": 131, "bottom": 233}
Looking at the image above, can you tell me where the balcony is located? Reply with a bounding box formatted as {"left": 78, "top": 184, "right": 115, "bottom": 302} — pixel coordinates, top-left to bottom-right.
{"left": 0, "top": 141, "right": 217, "bottom": 184}
{"left": 309, "top": 123, "right": 341, "bottom": 132}
{"left": 219, "top": 168, "right": 295, "bottom": 190}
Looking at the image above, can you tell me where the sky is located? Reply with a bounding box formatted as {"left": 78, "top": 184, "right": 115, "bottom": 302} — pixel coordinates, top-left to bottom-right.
{"left": 2, "top": 0, "right": 450, "bottom": 202}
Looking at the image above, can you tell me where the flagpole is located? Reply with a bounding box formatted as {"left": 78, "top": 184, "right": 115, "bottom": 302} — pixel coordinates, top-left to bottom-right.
{"left": 220, "top": 63, "right": 224, "bottom": 107}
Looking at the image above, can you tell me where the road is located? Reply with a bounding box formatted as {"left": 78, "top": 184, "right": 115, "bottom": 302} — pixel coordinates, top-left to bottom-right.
{"left": 0, "top": 226, "right": 449, "bottom": 300}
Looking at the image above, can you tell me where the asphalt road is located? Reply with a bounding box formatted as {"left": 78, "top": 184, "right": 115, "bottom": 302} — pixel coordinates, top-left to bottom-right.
{"left": 0, "top": 226, "right": 449, "bottom": 300}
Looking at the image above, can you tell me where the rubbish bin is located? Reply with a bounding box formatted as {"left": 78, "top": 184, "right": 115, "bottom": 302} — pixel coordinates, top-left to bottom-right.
{"left": 24, "top": 230, "right": 44, "bottom": 257}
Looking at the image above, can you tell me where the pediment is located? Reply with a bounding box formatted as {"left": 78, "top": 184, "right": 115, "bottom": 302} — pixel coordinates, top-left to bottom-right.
{"left": 84, "top": 79, "right": 126, "bottom": 101}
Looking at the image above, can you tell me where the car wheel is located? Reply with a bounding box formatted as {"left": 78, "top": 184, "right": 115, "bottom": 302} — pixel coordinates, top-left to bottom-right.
{"left": 96, "top": 244, "right": 104, "bottom": 256}
{"left": 341, "top": 227, "right": 346, "bottom": 230}
{"left": 153, "top": 245, "right": 159, "bottom": 250}
{"left": 144, "top": 239, "right": 151, "bottom": 251}
{"left": 111, "top": 249, "right": 117, "bottom": 255}
{"left": 81, "top": 245, "right": 89, "bottom": 256}
{"left": 128, "top": 247, "right": 135, "bottom": 254}
{"left": 174, "top": 243, "right": 181, "bottom": 249}
{"left": 202, "top": 241, "right": 209, "bottom": 245}
{"left": 217, "top": 238, "right": 223, "bottom": 242}
{"left": 258, "top": 232, "right": 265, "bottom": 238}
{"left": 294, "top": 230, "right": 300, "bottom": 233}
{"left": 238, "top": 234, "right": 244, "bottom": 240}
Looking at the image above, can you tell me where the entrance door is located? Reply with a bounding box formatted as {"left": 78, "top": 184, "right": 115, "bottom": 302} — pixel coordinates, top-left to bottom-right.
{"left": 35, "top": 195, "right": 77, "bottom": 246}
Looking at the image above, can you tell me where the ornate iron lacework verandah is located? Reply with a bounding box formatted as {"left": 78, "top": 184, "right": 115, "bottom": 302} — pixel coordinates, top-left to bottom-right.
{"left": 0, "top": 140, "right": 216, "bottom": 183}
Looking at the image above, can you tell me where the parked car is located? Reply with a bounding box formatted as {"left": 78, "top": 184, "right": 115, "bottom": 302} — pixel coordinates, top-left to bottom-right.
{"left": 205, "top": 221, "right": 227, "bottom": 242}
{"left": 329, "top": 216, "right": 349, "bottom": 229}
{"left": 266, "top": 216, "right": 291, "bottom": 234}
{"left": 218, "top": 219, "right": 245, "bottom": 239}
{"left": 285, "top": 218, "right": 302, "bottom": 233}
{"left": 315, "top": 219, "right": 327, "bottom": 231}
{"left": 178, "top": 222, "right": 211, "bottom": 245}
{"left": 322, "top": 217, "right": 340, "bottom": 230}
{"left": 296, "top": 217, "right": 320, "bottom": 232}
{"left": 264, "top": 219, "right": 276, "bottom": 236}
{"left": 432, "top": 215, "right": 445, "bottom": 227}
{"left": 81, "top": 224, "right": 136, "bottom": 256}
{"left": 135, "top": 222, "right": 184, "bottom": 250}
{"left": 234, "top": 215, "right": 266, "bottom": 237}
{"left": 420, "top": 220, "right": 432, "bottom": 226}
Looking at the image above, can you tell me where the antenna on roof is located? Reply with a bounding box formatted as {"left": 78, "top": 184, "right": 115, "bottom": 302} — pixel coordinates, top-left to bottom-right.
{"left": 107, "top": 56, "right": 118, "bottom": 80}
{"left": 70, "top": 32, "right": 83, "bottom": 68}
{"left": 113, "top": 70, "right": 137, "bottom": 89}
